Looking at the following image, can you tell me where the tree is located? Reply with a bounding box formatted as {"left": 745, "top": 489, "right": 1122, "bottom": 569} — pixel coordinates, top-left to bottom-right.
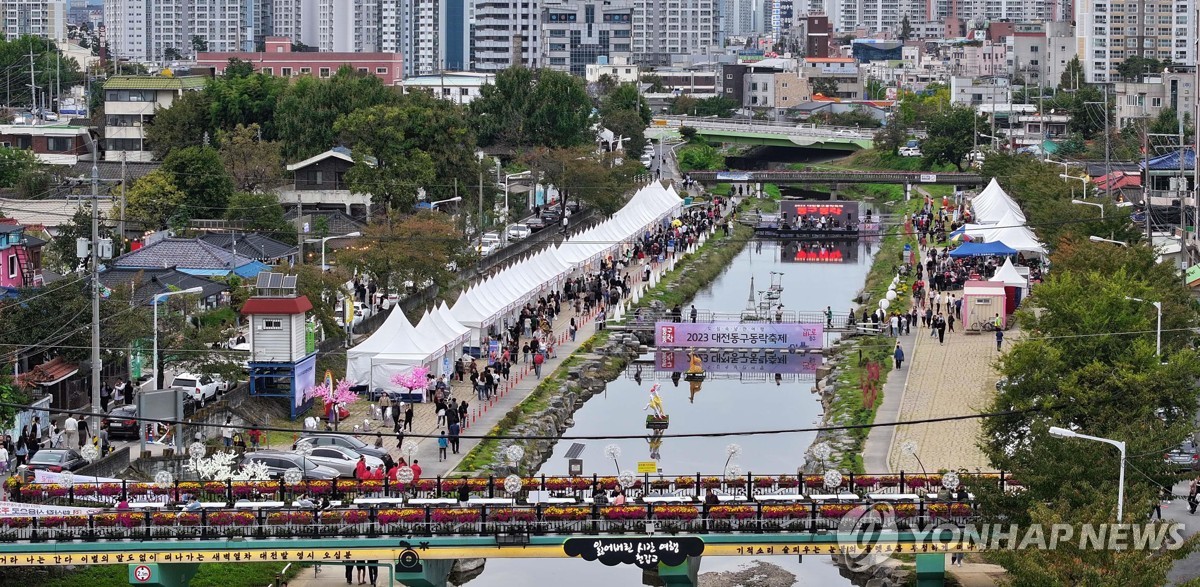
{"left": 163, "top": 47, "right": 182, "bottom": 61}
{"left": 191, "top": 35, "right": 208, "bottom": 53}
{"left": 205, "top": 70, "right": 288, "bottom": 140}
{"left": 290, "top": 263, "right": 349, "bottom": 341}
{"left": 335, "top": 211, "right": 468, "bottom": 295}
{"left": 810, "top": 77, "right": 839, "bottom": 97}
{"left": 677, "top": 143, "right": 724, "bottom": 171}
{"left": 47, "top": 205, "right": 112, "bottom": 273}
{"left": 528, "top": 147, "right": 631, "bottom": 216}
{"left": 600, "top": 83, "right": 652, "bottom": 155}
{"left": 692, "top": 96, "right": 738, "bottom": 118}
{"left": 1059, "top": 56, "right": 1084, "bottom": 91}
{"left": 123, "top": 170, "right": 188, "bottom": 230}
{"left": 873, "top": 122, "right": 908, "bottom": 155}
{"left": 225, "top": 192, "right": 294, "bottom": 244}
{"left": 1116, "top": 56, "right": 1164, "bottom": 82}
{"left": 223, "top": 57, "right": 256, "bottom": 78}
{"left": 0, "top": 146, "right": 38, "bottom": 188}
{"left": 594, "top": 73, "right": 618, "bottom": 96}
{"left": 471, "top": 67, "right": 593, "bottom": 149}
{"left": 669, "top": 95, "right": 698, "bottom": 116}
{"left": 332, "top": 102, "right": 443, "bottom": 211}
{"left": 978, "top": 239, "right": 1200, "bottom": 585}
{"left": 898, "top": 15, "right": 912, "bottom": 41}
{"left": 160, "top": 146, "right": 235, "bottom": 218}
{"left": 642, "top": 73, "right": 666, "bottom": 93}
{"left": 919, "top": 105, "right": 981, "bottom": 170}
{"left": 274, "top": 68, "right": 401, "bottom": 160}
{"left": 894, "top": 85, "right": 949, "bottom": 128}
{"left": 145, "top": 90, "right": 215, "bottom": 159}
{"left": 218, "top": 123, "right": 282, "bottom": 192}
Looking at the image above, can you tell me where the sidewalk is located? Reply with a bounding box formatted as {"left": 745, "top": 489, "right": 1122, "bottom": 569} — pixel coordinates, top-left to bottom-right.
{"left": 862, "top": 327, "right": 915, "bottom": 472}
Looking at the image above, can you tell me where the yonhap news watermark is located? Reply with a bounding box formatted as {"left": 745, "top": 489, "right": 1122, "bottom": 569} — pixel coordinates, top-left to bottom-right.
{"left": 835, "top": 503, "right": 1188, "bottom": 569}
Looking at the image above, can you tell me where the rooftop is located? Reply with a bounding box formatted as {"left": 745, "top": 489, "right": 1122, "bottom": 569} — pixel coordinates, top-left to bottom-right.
{"left": 113, "top": 238, "right": 269, "bottom": 278}
{"left": 199, "top": 232, "right": 298, "bottom": 261}
{"left": 98, "top": 267, "right": 229, "bottom": 306}
{"left": 103, "top": 75, "right": 208, "bottom": 91}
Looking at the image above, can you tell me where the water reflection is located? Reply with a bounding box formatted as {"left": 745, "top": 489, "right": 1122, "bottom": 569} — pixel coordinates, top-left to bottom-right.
{"left": 457, "top": 240, "right": 876, "bottom": 586}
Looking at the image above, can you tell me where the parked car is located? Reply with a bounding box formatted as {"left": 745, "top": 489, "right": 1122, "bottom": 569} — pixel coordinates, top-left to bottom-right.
{"left": 379, "top": 293, "right": 401, "bottom": 310}
{"left": 336, "top": 301, "right": 372, "bottom": 328}
{"left": 476, "top": 232, "right": 502, "bottom": 256}
{"left": 25, "top": 449, "right": 88, "bottom": 475}
{"left": 298, "top": 433, "right": 389, "bottom": 460}
{"left": 240, "top": 451, "right": 339, "bottom": 480}
{"left": 1165, "top": 440, "right": 1200, "bottom": 471}
{"left": 300, "top": 445, "right": 385, "bottom": 478}
{"left": 171, "top": 373, "right": 220, "bottom": 403}
{"left": 526, "top": 217, "right": 548, "bottom": 232}
{"left": 640, "top": 154, "right": 653, "bottom": 167}
{"left": 507, "top": 224, "right": 531, "bottom": 241}
{"left": 899, "top": 146, "right": 922, "bottom": 157}
{"left": 103, "top": 405, "right": 141, "bottom": 440}
{"left": 540, "top": 208, "right": 562, "bottom": 223}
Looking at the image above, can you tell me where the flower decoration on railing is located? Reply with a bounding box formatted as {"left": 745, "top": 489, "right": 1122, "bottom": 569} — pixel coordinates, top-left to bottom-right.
{"left": 41, "top": 515, "right": 89, "bottom": 528}
{"left": 177, "top": 513, "right": 202, "bottom": 526}
{"left": 653, "top": 505, "right": 699, "bottom": 521}
{"left": 376, "top": 509, "right": 426, "bottom": 525}
{"left": 127, "top": 483, "right": 158, "bottom": 496}
{"left": 360, "top": 480, "right": 384, "bottom": 494}
{"left": 98, "top": 483, "right": 124, "bottom": 497}
{"left": 2, "top": 517, "right": 31, "bottom": 528}
{"left": 853, "top": 476, "right": 878, "bottom": 487}
{"left": 819, "top": 504, "right": 855, "bottom": 519}
{"left": 673, "top": 476, "right": 696, "bottom": 488}
{"left": 761, "top": 505, "right": 809, "bottom": 520}
{"left": 47, "top": 484, "right": 70, "bottom": 497}
{"left": 699, "top": 476, "right": 723, "bottom": 488}
{"left": 709, "top": 505, "right": 755, "bottom": 520}
{"left": 601, "top": 506, "right": 647, "bottom": 520}
{"left": 336, "top": 480, "right": 360, "bottom": 493}
{"left": 95, "top": 512, "right": 146, "bottom": 528}
{"left": 543, "top": 506, "right": 590, "bottom": 521}
{"left": 208, "top": 511, "right": 256, "bottom": 527}
{"left": 753, "top": 476, "right": 775, "bottom": 489}
{"left": 431, "top": 509, "right": 481, "bottom": 524}
{"left": 267, "top": 511, "right": 315, "bottom": 525}
{"left": 491, "top": 508, "right": 537, "bottom": 523}
{"left": 305, "top": 480, "right": 333, "bottom": 495}
{"left": 152, "top": 512, "right": 180, "bottom": 526}
{"left": 777, "top": 476, "right": 801, "bottom": 489}
{"left": 929, "top": 503, "right": 972, "bottom": 517}
{"left": 649, "top": 478, "right": 673, "bottom": 490}
{"left": 203, "top": 482, "right": 227, "bottom": 495}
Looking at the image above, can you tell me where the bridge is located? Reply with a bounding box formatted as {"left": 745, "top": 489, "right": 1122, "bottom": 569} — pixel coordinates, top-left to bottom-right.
{"left": 649, "top": 117, "right": 875, "bottom": 150}
{"left": 7, "top": 472, "right": 1012, "bottom": 586}
{"left": 613, "top": 308, "right": 879, "bottom": 336}
{"left": 687, "top": 170, "right": 986, "bottom": 186}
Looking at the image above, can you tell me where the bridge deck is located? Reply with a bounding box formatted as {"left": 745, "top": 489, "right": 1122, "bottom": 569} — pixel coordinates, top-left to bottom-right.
{"left": 617, "top": 309, "right": 871, "bottom": 333}
{"left": 688, "top": 170, "right": 983, "bottom": 185}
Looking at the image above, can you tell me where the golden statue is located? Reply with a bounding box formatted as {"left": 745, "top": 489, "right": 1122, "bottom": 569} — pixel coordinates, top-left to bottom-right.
{"left": 644, "top": 384, "right": 666, "bottom": 419}
{"left": 686, "top": 350, "right": 704, "bottom": 374}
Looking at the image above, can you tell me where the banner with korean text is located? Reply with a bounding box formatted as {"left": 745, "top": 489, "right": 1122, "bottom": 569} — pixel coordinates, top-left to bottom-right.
{"left": 654, "top": 322, "right": 823, "bottom": 350}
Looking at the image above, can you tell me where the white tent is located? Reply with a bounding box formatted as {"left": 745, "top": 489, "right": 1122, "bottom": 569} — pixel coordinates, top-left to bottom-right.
{"left": 979, "top": 211, "right": 1045, "bottom": 254}
{"left": 345, "top": 306, "right": 420, "bottom": 387}
{"left": 971, "top": 179, "right": 1026, "bottom": 224}
{"left": 992, "top": 258, "right": 1028, "bottom": 293}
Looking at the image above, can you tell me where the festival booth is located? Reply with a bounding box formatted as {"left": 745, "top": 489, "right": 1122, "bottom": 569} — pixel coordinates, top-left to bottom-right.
{"left": 962, "top": 280, "right": 1009, "bottom": 331}
{"left": 948, "top": 241, "right": 1019, "bottom": 258}
{"left": 992, "top": 258, "right": 1028, "bottom": 313}
{"left": 345, "top": 306, "right": 423, "bottom": 390}
{"left": 971, "top": 179, "right": 1025, "bottom": 224}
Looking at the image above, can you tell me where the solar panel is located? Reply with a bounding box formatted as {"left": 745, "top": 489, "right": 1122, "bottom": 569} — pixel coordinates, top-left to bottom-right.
{"left": 255, "top": 273, "right": 271, "bottom": 289}
{"left": 564, "top": 443, "right": 585, "bottom": 459}
{"left": 268, "top": 273, "right": 283, "bottom": 289}
{"left": 282, "top": 275, "right": 298, "bottom": 290}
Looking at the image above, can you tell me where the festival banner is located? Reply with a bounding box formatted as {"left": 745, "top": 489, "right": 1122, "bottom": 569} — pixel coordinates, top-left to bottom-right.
{"left": 654, "top": 322, "right": 823, "bottom": 350}
{"left": 653, "top": 350, "right": 822, "bottom": 374}
{"left": 33, "top": 470, "right": 122, "bottom": 485}
{"left": 0, "top": 500, "right": 103, "bottom": 518}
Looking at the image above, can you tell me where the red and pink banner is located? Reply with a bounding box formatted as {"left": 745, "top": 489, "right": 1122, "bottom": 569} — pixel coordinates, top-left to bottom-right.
{"left": 654, "top": 322, "right": 823, "bottom": 350}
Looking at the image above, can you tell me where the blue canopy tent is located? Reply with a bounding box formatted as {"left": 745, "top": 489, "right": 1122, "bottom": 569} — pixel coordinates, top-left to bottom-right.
{"left": 948, "top": 241, "right": 1018, "bottom": 258}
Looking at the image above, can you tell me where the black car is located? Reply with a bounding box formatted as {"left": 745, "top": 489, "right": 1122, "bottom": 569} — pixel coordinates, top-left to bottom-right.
{"left": 540, "top": 208, "right": 563, "bottom": 223}
{"left": 526, "top": 217, "right": 548, "bottom": 232}
{"left": 26, "top": 449, "right": 88, "bottom": 474}
{"left": 103, "top": 405, "right": 141, "bottom": 440}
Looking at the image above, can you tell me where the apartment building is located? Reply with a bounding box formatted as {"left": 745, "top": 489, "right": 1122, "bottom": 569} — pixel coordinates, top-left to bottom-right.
{"left": 102, "top": 75, "right": 207, "bottom": 162}
{"left": 1076, "top": 0, "right": 1196, "bottom": 83}
{"left": 104, "top": 0, "right": 256, "bottom": 62}
{"left": 1113, "top": 69, "right": 1196, "bottom": 128}
{"left": 541, "top": 0, "right": 634, "bottom": 75}
{"left": 382, "top": 0, "right": 469, "bottom": 75}
{"left": 472, "top": 0, "right": 541, "bottom": 71}
{"left": 3, "top": 0, "right": 66, "bottom": 42}
{"left": 317, "top": 0, "right": 379, "bottom": 52}
{"left": 632, "top": 0, "right": 717, "bottom": 66}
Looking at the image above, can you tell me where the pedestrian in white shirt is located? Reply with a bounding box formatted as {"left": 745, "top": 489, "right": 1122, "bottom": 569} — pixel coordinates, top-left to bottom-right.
{"left": 63, "top": 415, "right": 78, "bottom": 449}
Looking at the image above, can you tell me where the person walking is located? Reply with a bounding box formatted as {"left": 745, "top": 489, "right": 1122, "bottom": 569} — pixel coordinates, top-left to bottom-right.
{"left": 935, "top": 314, "right": 946, "bottom": 345}
{"left": 377, "top": 392, "right": 391, "bottom": 422}
{"left": 995, "top": 328, "right": 1004, "bottom": 352}
{"left": 825, "top": 305, "right": 833, "bottom": 329}
{"left": 437, "top": 432, "right": 448, "bottom": 462}
{"left": 63, "top": 414, "right": 78, "bottom": 450}
{"left": 1188, "top": 478, "right": 1198, "bottom": 514}
{"left": 449, "top": 423, "right": 460, "bottom": 454}
{"left": 893, "top": 343, "right": 905, "bottom": 370}
{"left": 404, "top": 403, "right": 414, "bottom": 432}
{"left": 947, "top": 312, "right": 956, "bottom": 333}
{"left": 533, "top": 350, "right": 544, "bottom": 378}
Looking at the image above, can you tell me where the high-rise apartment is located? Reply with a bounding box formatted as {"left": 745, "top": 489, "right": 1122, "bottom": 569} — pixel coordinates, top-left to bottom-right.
{"left": 472, "top": 0, "right": 541, "bottom": 71}
{"left": 383, "top": 0, "right": 469, "bottom": 75}
{"left": 317, "top": 0, "right": 380, "bottom": 52}
{"left": 632, "top": 0, "right": 717, "bottom": 65}
{"left": 1076, "top": 0, "right": 1196, "bottom": 83}
{"left": 3, "top": 0, "right": 66, "bottom": 42}
{"left": 540, "top": 0, "right": 634, "bottom": 76}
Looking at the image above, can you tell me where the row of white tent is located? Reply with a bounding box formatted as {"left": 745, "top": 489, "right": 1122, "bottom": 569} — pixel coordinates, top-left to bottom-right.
{"left": 346, "top": 182, "right": 685, "bottom": 388}
{"left": 961, "top": 179, "right": 1047, "bottom": 255}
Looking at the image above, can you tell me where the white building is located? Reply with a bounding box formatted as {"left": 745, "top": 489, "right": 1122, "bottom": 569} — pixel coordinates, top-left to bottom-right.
{"left": 472, "top": 0, "right": 541, "bottom": 71}
{"left": 632, "top": 0, "right": 717, "bottom": 66}
{"left": 541, "top": 0, "right": 634, "bottom": 76}
{"left": 401, "top": 71, "right": 495, "bottom": 103}
{"left": 317, "top": 0, "right": 379, "bottom": 52}
{"left": 1075, "top": 0, "right": 1196, "bottom": 83}
{"left": 102, "top": 75, "right": 207, "bottom": 162}
{"left": 105, "top": 0, "right": 254, "bottom": 62}
{"left": 585, "top": 57, "right": 640, "bottom": 83}
{"left": 102, "top": 0, "right": 148, "bottom": 61}
{"left": 3, "top": 0, "right": 66, "bottom": 42}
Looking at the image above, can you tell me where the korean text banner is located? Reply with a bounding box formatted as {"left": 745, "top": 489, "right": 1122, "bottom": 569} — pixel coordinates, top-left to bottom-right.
{"left": 654, "top": 350, "right": 822, "bottom": 374}
{"left": 654, "top": 322, "right": 823, "bottom": 350}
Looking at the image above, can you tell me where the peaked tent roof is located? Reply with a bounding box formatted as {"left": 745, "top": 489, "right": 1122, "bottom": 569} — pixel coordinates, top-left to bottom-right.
{"left": 346, "top": 306, "right": 419, "bottom": 384}
{"left": 992, "top": 258, "right": 1027, "bottom": 286}
{"left": 948, "top": 241, "right": 1018, "bottom": 257}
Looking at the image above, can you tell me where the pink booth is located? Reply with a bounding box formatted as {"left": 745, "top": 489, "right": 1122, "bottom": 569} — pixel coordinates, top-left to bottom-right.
{"left": 962, "top": 280, "right": 1008, "bottom": 331}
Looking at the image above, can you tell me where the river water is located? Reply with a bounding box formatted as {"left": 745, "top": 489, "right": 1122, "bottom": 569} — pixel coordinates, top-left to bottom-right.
{"left": 458, "top": 238, "right": 878, "bottom": 586}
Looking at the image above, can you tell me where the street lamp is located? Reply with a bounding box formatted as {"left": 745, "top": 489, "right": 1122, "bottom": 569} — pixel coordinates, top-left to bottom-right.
{"left": 430, "top": 196, "right": 462, "bottom": 210}
{"left": 1048, "top": 426, "right": 1126, "bottom": 521}
{"left": 318, "top": 232, "right": 361, "bottom": 272}
{"left": 1060, "top": 174, "right": 1089, "bottom": 196}
{"left": 1125, "top": 296, "right": 1162, "bottom": 357}
{"left": 152, "top": 287, "right": 205, "bottom": 390}
{"left": 1089, "top": 235, "right": 1129, "bottom": 247}
{"left": 1071, "top": 199, "right": 1104, "bottom": 218}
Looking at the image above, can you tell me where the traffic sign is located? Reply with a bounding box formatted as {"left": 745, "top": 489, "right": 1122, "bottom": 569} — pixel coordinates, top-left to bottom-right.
{"left": 132, "top": 564, "right": 153, "bottom": 583}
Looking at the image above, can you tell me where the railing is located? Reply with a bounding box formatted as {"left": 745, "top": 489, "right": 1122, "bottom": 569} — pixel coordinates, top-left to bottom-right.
{"left": 0, "top": 501, "right": 979, "bottom": 543}
{"left": 620, "top": 308, "right": 860, "bottom": 331}
{"left": 13, "top": 472, "right": 1018, "bottom": 507}
{"left": 688, "top": 170, "right": 985, "bottom": 185}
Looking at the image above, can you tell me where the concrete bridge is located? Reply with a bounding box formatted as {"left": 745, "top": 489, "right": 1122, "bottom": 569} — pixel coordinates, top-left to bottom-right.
{"left": 613, "top": 308, "right": 878, "bottom": 335}
{"left": 650, "top": 117, "right": 875, "bottom": 150}
{"left": 687, "top": 170, "right": 986, "bottom": 186}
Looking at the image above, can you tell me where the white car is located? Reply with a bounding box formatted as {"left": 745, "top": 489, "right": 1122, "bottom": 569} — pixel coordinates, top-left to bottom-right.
{"left": 640, "top": 154, "right": 654, "bottom": 167}
{"left": 171, "top": 373, "right": 220, "bottom": 402}
{"left": 379, "top": 293, "right": 401, "bottom": 310}
{"left": 899, "top": 146, "right": 922, "bottom": 157}
{"left": 334, "top": 301, "right": 372, "bottom": 328}
{"left": 507, "top": 224, "right": 531, "bottom": 241}
{"left": 476, "top": 232, "right": 501, "bottom": 256}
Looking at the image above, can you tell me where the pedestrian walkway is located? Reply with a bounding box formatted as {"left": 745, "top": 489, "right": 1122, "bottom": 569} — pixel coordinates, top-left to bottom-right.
{"left": 862, "top": 328, "right": 915, "bottom": 472}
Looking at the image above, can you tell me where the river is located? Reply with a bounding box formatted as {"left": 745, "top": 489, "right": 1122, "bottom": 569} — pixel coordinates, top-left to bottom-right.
{"left": 457, "top": 238, "right": 878, "bottom": 586}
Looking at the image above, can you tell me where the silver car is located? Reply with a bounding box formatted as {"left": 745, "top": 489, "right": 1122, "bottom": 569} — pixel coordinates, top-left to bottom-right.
{"left": 302, "top": 444, "right": 384, "bottom": 478}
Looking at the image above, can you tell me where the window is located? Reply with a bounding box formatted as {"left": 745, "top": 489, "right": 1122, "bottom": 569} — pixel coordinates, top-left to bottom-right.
{"left": 46, "top": 137, "right": 71, "bottom": 152}
{"left": 357, "top": 67, "right": 368, "bottom": 73}
{"left": 281, "top": 67, "right": 292, "bottom": 76}
{"left": 261, "top": 67, "right": 273, "bottom": 75}
{"left": 300, "top": 67, "right": 311, "bottom": 74}
{"left": 263, "top": 319, "right": 283, "bottom": 330}
{"left": 6, "top": 254, "right": 15, "bottom": 279}
{"left": 1151, "top": 97, "right": 1162, "bottom": 107}
{"left": 314, "top": 171, "right": 323, "bottom": 185}
{"left": 319, "top": 67, "right": 330, "bottom": 77}
{"left": 376, "top": 67, "right": 387, "bottom": 74}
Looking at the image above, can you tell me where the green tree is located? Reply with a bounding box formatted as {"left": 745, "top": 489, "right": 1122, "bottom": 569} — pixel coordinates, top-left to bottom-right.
{"left": 160, "top": 146, "right": 235, "bottom": 218}
{"left": 1059, "top": 56, "right": 1084, "bottom": 90}
{"left": 205, "top": 70, "right": 288, "bottom": 140}
{"left": 275, "top": 68, "right": 401, "bottom": 160}
{"left": 0, "top": 146, "right": 38, "bottom": 188}
{"left": 335, "top": 211, "right": 467, "bottom": 295}
{"left": 919, "top": 105, "right": 981, "bottom": 170}
{"left": 594, "top": 73, "right": 618, "bottom": 95}
{"left": 1116, "top": 56, "right": 1164, "bottom": 82}
{"left": 898, "top": 15, "right": 912, "bottom": 41}
{"left": 225, "top": 192, "right": 293, "bottom": 244}
{"left": 123, "top": 169, "right": 188, "bottom": 229}
{"left": 471, "top": 67, "right": 593, "bottom": 149}
{"left": 528, "top": 69, "right": 594, "bottom": 148}
{"left": 163, "top": 47, "right": 182, "bottom": 61}
{"left": 692, "top": 96, "right": 738, "bottom": 118}
{"left": 529, "top": 147, "right": 631, "bottom": 216}
{"left": 600, "top": 83, "right": 652, "bottom": 155}
{"left": 873, "top": 122, "right": 908, "bottom": 155}
{"left": 677, "top": 143, "right": 724, "bottom": 171}
{"left": 47, "top": 205, "right": 112, "bottom": 273}
{"left": 190, "top": 35, "right": 208, "bottom": 53}
{"left": 669, "top": 95, "right": 698, "bottom": 116}
{"left": 145, "top": 89, "right": 215, "bottom": 159}
{"left": 333, "top": 104, "right": 437, "bottom": 211}
{"left": 218, "top": 123, "right": 282, "bottom": 192}
{"left": 223, "top": 57, "right": 256, "bottom": 78}
{"left": 642, "top": 73, "right": 666, "bottom": 93}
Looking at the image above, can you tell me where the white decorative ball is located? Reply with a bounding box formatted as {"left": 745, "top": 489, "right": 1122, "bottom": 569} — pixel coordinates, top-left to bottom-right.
{"left": 396, "top": 466, "right": 415, "bottom": 484}
{"left": 504, "top": 474, "right": 523, "bottom": 494}
{"left": 941, "top": 472, "right": 961, "bottom": 490}
{"left": 283, "top": 468, "right": 303, "bottom": 486}
{"left": 154, "top": 471, "right": 174, "bottom": 489}
{"left": 823, "top": 470, "right": 843, "bottom": 489}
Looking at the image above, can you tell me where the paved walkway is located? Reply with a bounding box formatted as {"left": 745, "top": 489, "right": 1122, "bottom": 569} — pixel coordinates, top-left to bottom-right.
{"left": 862, "top": 327, "right": 915, "bottom": 473}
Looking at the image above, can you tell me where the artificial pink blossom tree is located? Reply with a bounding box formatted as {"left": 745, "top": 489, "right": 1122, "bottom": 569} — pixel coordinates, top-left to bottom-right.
{"left": 391, "top": 366, "right": 430, "bottom": 392}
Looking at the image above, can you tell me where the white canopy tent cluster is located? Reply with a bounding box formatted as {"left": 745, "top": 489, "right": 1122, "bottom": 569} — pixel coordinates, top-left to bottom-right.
{"left": 959, "top": 179, "right": 1047, "bottom": 255}
{"left": 346, "top": 182, "right": 685, "bottom": 389}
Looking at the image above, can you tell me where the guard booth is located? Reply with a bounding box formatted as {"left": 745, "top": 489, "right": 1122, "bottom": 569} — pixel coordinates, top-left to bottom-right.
{"left": 962, "top": 280, "right": 1008, "bottom": 331}
{"left": 242, "top": 272, "right": 317, "bottom": 419}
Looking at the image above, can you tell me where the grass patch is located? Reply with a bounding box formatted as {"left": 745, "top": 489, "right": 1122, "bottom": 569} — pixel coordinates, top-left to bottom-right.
{"left": 708, "top": 183, "right": 732, "bottom": 196}
{"left": 763, "top": 183, "right": 782, "bottom": 199}
{"left": 828, "top": 335, "right": 895, "bottom": 472}
{"left": 30, "top": 562, "right": 300, "bottom": 587}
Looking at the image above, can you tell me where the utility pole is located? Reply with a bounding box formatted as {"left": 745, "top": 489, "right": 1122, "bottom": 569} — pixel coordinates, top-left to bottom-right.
{"left": 28, "top": 46, "right": 36, "bottom": 113}
{"left": 118, "top": 151, "right": 127, "bottom": 244}
{"left": 1104, "top": 87, "right": 1110, "bottom": 200}
{"left": 1143, "top": 97, "right": 1152, "bottom": 250}
{"left": 89, "top": 139, "right": 101, "bottom": 433}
